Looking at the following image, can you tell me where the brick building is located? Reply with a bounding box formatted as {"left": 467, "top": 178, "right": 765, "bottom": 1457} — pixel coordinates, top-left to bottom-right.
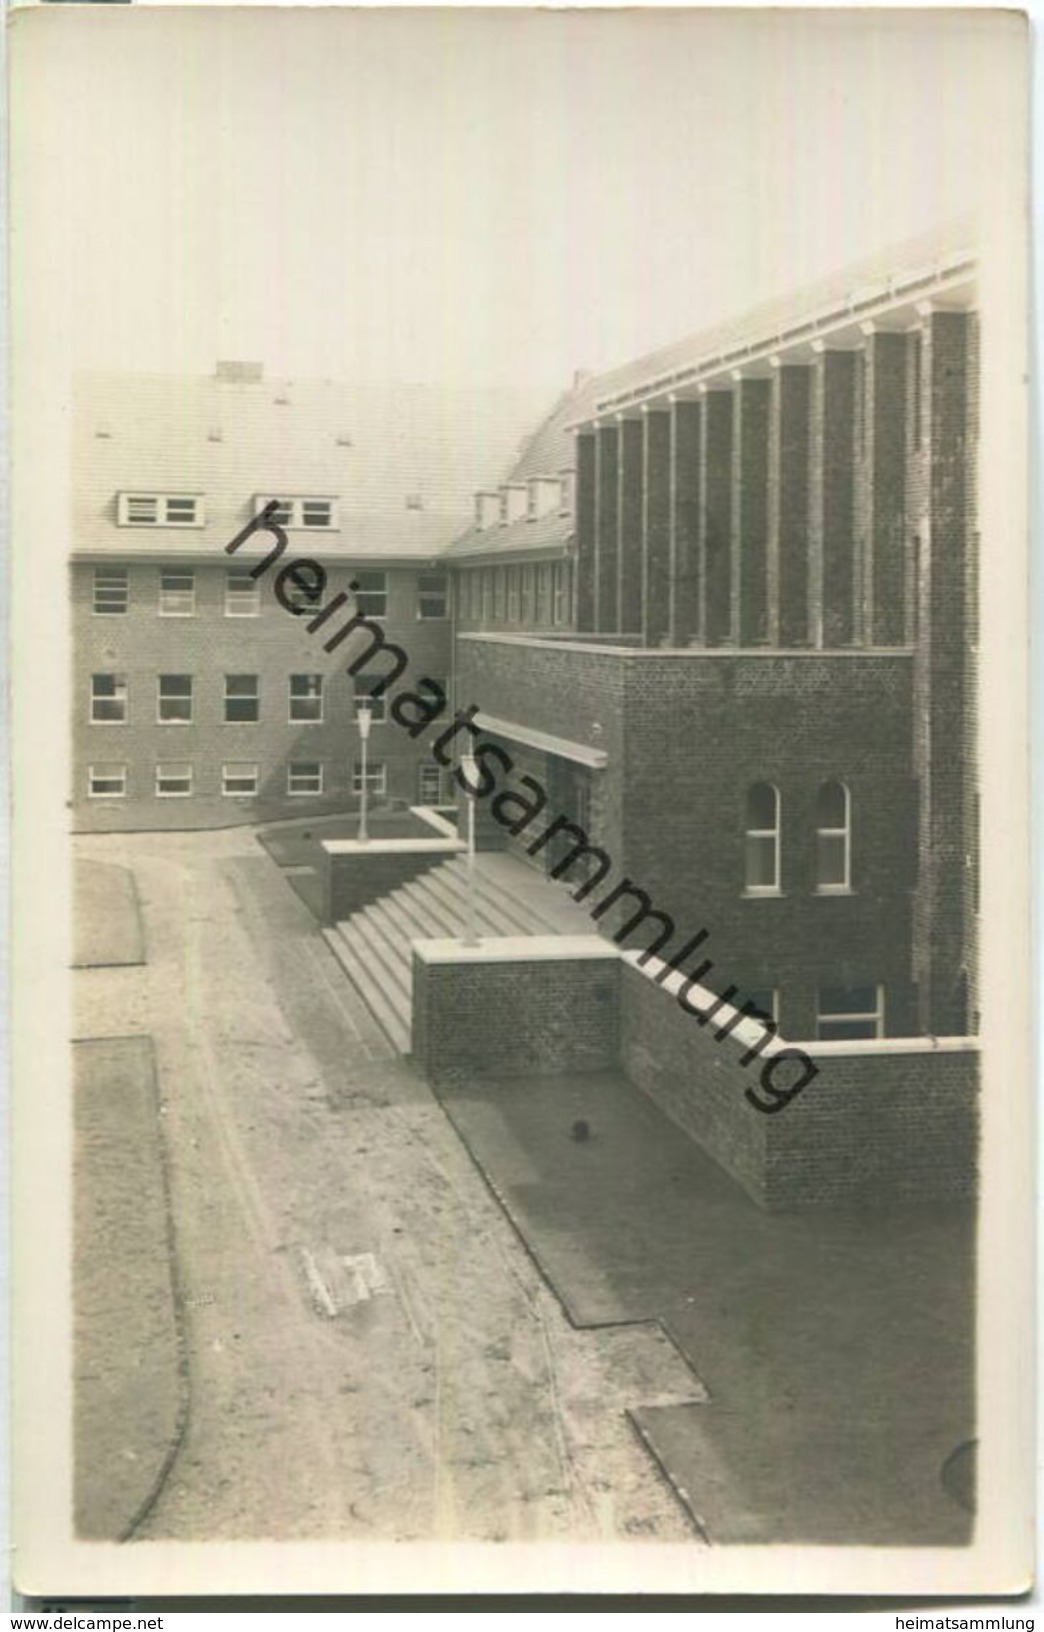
{"left": 72, "top": 229, "right": 979, "bottom": 1053}
{"left": 70, "top": 364, "right": 536, "bottom": 830}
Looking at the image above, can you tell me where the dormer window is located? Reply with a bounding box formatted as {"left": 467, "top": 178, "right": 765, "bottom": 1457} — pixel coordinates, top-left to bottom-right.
{"left": 253, "top": 496, "right": 338, "bottom": 531}
{"left": 118, "top": 493, "right": 204, "bottom": 528}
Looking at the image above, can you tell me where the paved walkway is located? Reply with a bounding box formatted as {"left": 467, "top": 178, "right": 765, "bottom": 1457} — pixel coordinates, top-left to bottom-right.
{"left": 437, "top": 1068, "right": 976, "bottom": 1546}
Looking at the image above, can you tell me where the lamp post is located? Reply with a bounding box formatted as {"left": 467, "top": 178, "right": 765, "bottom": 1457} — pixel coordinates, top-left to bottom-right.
{"left": 356, "top": 697, "right": 373, "bottom": 843}
{"left": 459, "top": 752, "right": 479, "bottom": 947}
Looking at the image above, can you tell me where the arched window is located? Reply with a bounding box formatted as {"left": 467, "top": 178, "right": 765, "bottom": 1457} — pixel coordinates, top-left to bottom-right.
{"left": 744, "top": 782, "right": 780, "bottom": 893}
{"left": 815, "top": 780, "right": 850, "bottom": 892}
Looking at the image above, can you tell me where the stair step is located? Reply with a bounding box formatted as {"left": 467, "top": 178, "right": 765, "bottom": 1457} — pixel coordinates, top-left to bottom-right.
{"left": 416, "top": 868, "right": 526, "bottom": 938}
{"left": 354, "top": 909, "right": 413, "bottom": 997}
{"left": 336, "top": 924, "right": 413, "bottom": 1026}
{"left": 400, "top": 877, "right": 468, "bottom": 936}
{"left": 322, "top": 928, "right": 411, "bottom": 1052}
{"left": 437, "top": 864, "right": 554, "bottom": 935}
{"left": 377, "top": 889, "right": 436, "bottom": 946}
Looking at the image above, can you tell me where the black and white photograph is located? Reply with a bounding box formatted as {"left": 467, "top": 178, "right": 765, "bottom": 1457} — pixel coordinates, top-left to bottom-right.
{"left": 10, "top": 3, "right": 1033, "bottom": 1600}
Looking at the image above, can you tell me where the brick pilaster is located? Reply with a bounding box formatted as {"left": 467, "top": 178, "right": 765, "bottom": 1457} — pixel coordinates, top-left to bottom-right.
{"left": 671, "top": 397, "right": 701, "bottom": 645}
{"left": 700, "top": 388, "right": 734, "bottom": 646}
{"left": 617, "top": 416, "right": 644, "bottom": 637}
{"left": 575, "top": 430, "right": 597, "bottom": 632}
{"left": 643, "top": 409, "right": 671, "bottom": 646}
{"left": 595, "top": 423, "right": 619, "bottom": 634}
{"left": 768, "top": 362, "right": 812, "bottom": 646}
{"left": 809, "top": 348, "right": 858, "bottom": 646}
{"left": 732, "top": 375, "right": 771, "bottom": 645}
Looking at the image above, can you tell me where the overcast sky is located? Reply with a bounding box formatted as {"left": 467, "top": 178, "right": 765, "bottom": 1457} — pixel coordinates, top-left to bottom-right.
{"left": 13, "top": 6, "right": 1025, "bottom": 399}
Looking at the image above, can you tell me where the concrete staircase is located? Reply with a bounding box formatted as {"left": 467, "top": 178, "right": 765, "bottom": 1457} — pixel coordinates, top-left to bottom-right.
{"left": 322, "top": 856, "right": 587, "bottom": 1053}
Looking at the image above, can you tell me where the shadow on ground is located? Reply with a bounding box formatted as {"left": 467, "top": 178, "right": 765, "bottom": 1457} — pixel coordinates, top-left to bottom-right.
{"left": 437, "top": 1067, "right": 975, "bottom": 1547}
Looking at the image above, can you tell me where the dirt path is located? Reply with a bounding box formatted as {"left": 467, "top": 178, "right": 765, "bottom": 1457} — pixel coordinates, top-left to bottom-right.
{"left": 73, "top": 828, "right": 699, "bottom": 1544}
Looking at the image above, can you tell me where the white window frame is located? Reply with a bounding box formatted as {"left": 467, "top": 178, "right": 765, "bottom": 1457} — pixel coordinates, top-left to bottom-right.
{"left": 90, "top": 673, "right": 127, "bottom": 725}
{"left": 158, "top": 569, "right": 196, "bottom": 617}
{"left": 287, "top": 761, "right": 324, "bottom": 796}
{"left": 417, "top": 571, "right": 448, "bottom": 620}
{"left": 352, "top": 761, "right": 387, "bottom": 797}
{"left": 155, "top": 762, "right": 193, "bottom": 798}
{"left": 353, "top": 676, "right": 387, "bottom": 724}
{"left": 289, "top": 673, "right": 324, "bottom": 724}
{"left": 157, "top": 673, "right": 193, "bottom": 725}
{"left": 417, "top": 762, "right": 444, "bottom": 804}
{"left": 224, "top": 674, "right": 260, "bottom": 723}
{"left": 815, "top": 984, "right": 885, "bottom": 1041}
{"left": 815, "top": 780, "right": 852, "bottom": 894}
{"left": 88, "top": 764, "right": 127, "bottom": 799}
{"left": 225, "top": 571, "right": 262, "bottom": 617}
{"left": 223, "top": 762, "right": 259, "bottom": 798}
{"left": 744, "top": 987, "right": 779, "bottom": 1026}
{"left": 354, "top": 571, "right": 387, "bottom": 620}
{"left": 743, "top": 782, "right": 781, "bottom": 895}
{"left": 253, "top": 496, "right": 339, "bottom": 531}
{"left": 118, "top": 493, "right": 204, "bottom": 528}
{"left": 93, "top": 567, "right": 129, "bottom": 616}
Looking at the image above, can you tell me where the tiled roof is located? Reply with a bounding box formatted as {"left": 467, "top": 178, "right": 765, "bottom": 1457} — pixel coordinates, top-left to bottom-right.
{"left": 580, "top": 219, "right": 976, "bottom": 419}
{"left": 444, "top": 508, "right": 573, "bottom": 563}
{"left": 73, "top": 371, "right": 544, "bottom": 560}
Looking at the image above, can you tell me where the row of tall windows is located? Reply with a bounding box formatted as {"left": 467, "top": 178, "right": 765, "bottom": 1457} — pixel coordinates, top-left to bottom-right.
{"left": 459, "top": 561, "right": 573, "bottom": 628}
{"left": 87, "top": 759, "right": 447, "bottom": 802}
{"left": 90, "top": 567, "right": 448, "bottom": 621}
{"left": 88, "top": 671, "right": 412, "bottom": 726}
{"left": 744, "top": 781, "right": 851, "bottom": 893}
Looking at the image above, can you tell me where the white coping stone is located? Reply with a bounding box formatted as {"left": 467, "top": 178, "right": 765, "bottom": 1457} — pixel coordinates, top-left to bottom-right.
{"left": 413, "top": 934, "right": 620, "bottom": 965}
{"left": 409, "top": 804, "right": 459, "bottom": 838}
{"left": 624, "top": 950, "right": 980, "bottom": 1059}
{"left": 321, "top": 837, "right": 466, "bottom": 856}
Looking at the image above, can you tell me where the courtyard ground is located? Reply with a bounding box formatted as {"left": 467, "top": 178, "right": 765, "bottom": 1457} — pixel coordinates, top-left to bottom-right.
{"left": 72, "top": 824, "right": 974, "bottom": 1549}
{"left": 72, "top": 828, "right": 699, "bottom": 1544}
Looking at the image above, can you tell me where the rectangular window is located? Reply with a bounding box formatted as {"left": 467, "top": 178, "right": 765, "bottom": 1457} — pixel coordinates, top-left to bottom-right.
{"left": 157, "top": 674, "right": 193, "bottom": 724}
{"left": 90, "top": 673, "right": 127, "bottom": 724}
{"left": 118, "top": 493, "right": 203, "bottom": 527}
{"left": 93, "top": 567, "right": 129, "bottom": 615}
{"left": 224, "top": 674, "right": 259, "bottom": 723}
{"left": 536, "top": 565, "right": 552, "bottom": 627}
{"left": 816, "top": 984, "right": 885, "bottom": 1041}
{"left": 289, "top": 673, "right": 324, "bottom": 723}
{"left": 223, "top": 762, "right": 259, "bottom": 797}
{"left": 225, "top": 571, "right": 261, "bottom": 617}
{"left": 353, "top": 674, "right": 387, "bottom": 723}
{"left": 288, "top": 761, "right": 323, "bottom": 795}
{"left": 482, "top": 571, "right": 493, "bottom": 622}
{"left": 418, "top": 762, "right": 444, "bottom": 803}
{"left": 253, "top": 496, "right": 338, "bottom": 530}
{"left": 507, "top": 567, "right": 521, "bottom": 623}
{"left": 159, "top": 569, "right": 196, "bottom": 617}
{"left": 88, "top": 764, "right": 126, "bottom": 799}
{"left": 355, "top": 571, "right": 387, "bottom": 619}
{"left": 352, "top": 760, "right": 387, "bottom": 796}
{"left": 417, "top": 571, "right": 448, "bottom": 620}
{"left": 521, "top": 566, "right": 536, "bottom": 624}
{"left": 553, "top": 562, "right": 570, "bottom": 626}
{"left": 156, "top": 762, "right": 193, "bottom": 798}
{"left": 744, "top": 987, "right": 779, "bottom": 1026}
